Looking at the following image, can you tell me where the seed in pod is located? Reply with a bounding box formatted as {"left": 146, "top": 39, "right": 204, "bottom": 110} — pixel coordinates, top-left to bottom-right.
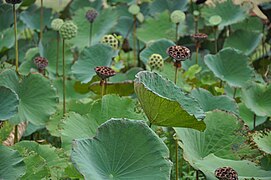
{"left": 59, "top": 21, "right": 78, "bottom": 40}
{"left": 148, "top": 54, "right": 164, "bottom": 70}
{"left": 5, "top": 0, "right": 22, "bottom": 4}
{"left": 33, "top": 56, "right": 48, "bottom": 70}
{"left": 95, "top": 66, "right": 116, "bottom": 80}
{"left": 85, "top": 9, "right": 98, "bottom": 23}
{"left": 166, "top": 45, "right": 191, "bottom": 61}
{"left": 51, "top": 18, "right": 64, "bottom": 31}
{"left": 215, "top": 166, "right": 238, "bottom": 180}
{"left": 101, "top": 35, "right": 119, "bottom": 49}
{"left": 191, "top": 33, "right": 208, "bottom": 42}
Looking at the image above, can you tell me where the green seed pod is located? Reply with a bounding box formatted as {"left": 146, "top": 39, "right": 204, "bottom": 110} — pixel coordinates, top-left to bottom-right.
{"left": 209, "top": 15, "right": 222, "bottom": 26}
{"left": 170, "top": 10, "right": 185, "bottom": 24}
{"left": 59, "top": 21, "right": 78, "bottom": 40}
{"left": 148, "top": 54, "right": 164, "bottom": 70}
{"left": 136, "top": 12, "right": 144, "bottom": 23}
{"left": 128, "top": 4, "right": 140, "bottom": 15}
{"left": 51, "top": 18, "right": 64, "bottom": 31}
{"left": 101, "top": 35, "right": 119, "bottom": 49}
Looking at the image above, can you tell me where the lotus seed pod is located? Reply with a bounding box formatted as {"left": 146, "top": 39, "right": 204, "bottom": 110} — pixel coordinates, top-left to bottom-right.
{"left": 59, "top": 21, "right": 78, "bottom": 40}
{"left": 122, "top": 38, "right": 131, "bottom": 52}
{"left": 5, "top": 0, "right": 22, "bottom": 4}
{"left": 33, "top": 56, "right": 48, "bottom": 70}
{"left": 128, "top": 4, "right": 140, "bottom": 15}
{"left": 85, "top": 9, "right": 98, "bottom": 23}
{"left": 209, "top": 15, "right": 222, "bottom": 26}
{"left": 215, "top": 166, "right": 238, "bottom": 180}
{"left": 166, "top": 45, "right": 191, "bottom": 61}
{"left": 101, "top": 35, "right": 119, "bottom": 49}
{"left": 148, "top": 54, "right": 164, "bottom": 70}
{"left": 136, "top": 12, "right": 144, "bottom": 23}
{"left": 170, "top": 10, "right": 185, "bottom": 24}
{"left": 95, "top": 66, "right": 116, "bottom": 80}
{"left": 191, "top": 33, "right": 208, "bottom": 42}
{"left": 51, "top": 18, "right": 64, "bottom": 31}
{"left": 193, "top": 10, "right": 200, "bottom": 17}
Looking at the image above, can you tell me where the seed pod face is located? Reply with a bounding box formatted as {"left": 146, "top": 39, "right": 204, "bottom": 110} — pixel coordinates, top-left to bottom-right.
{"left": 166, "top": 45, "right": 191, "bottom": 61}
{"left": 215, "top": 167, "right": 238, "bottom": 180}
{"left": 5, "top": 0, "right": 22, "bottom": 4}
{"left": 191, "top": 33, "right": 208, "bottom": 42}
{"left": 59, "top": 21, "right": 78, "bottom": 40}
{"left": 51, "top": 18, "right": 64, "bottom": 31}
{"left": 95, "top": 66, "right": 116, "bottom": 80}
{"left": 101, "top": 35, "right": 119, "bottom": 49}
{"left": 85, "top": 9, "right": 98, "bottom": 23}
{"left": 128, "top": 4, "right": 140, "bottom": 15}
{"left": 170, "top": 10, "right": 185, "bottom": 24}
{"left": 148, "top": 54, "right": 164, "bottom": 70}
{"left": 34, "top": 57, "right": 48, "bottom": 70}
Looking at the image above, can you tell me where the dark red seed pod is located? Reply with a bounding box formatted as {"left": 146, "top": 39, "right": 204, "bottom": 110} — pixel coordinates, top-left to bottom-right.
{"left": 95, "top": 66, "right": 116, "bottom": 80}
{"left": 5, "top": 0, "right": 22, "bottom": 4}
{"left": 215, "top": 167, "right": 238, "bottom": 180}
{"left": 33, "top": 57, "right": 48, "bottom": 70}
{"left": 191, "top": 33, "right": 208, "bottom": 41}
{"left": 122, "top": 38, "right": 132, "bottom": 53}
{"left": 166, "top": 45, "right": 191, "bottom": 61}
{"left": 85, "top": 9, "right": 98, "bottom": 23}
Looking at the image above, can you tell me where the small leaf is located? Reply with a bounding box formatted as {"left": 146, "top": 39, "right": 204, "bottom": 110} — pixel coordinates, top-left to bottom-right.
{"left": 72, "top": 44, "right": 117, "bottom": 83}
{"left": 191, "top": 88, "right": 238, "bottom": 114}
{"left": 134, "top": 71, "right": 206, "bottom": 130}
{"left": 204, "top": 48, "right": 254, "bottom": 87}
{"left": 71, "top": 119, "right": 172, "bottom": 179}
{"left": 0, "top": 145, "right": 26, "bottom": 180}
{"left": 241, "top": 82, "right": 271, "bottom": 117}
{"left": 252, "top": 131, "right": 271, "bottom": 154}
{"left": 0, "top": 86, "right": 19, "bottom": 120}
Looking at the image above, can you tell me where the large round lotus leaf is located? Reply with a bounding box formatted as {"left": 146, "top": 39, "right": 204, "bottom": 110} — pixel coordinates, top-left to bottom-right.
{"left": 0, "top": 4, "right": 14, "bottom": 31}
{"left": 149, "top": 0, "right": 188, "bottom": 15}
{"left": 195, "top": 154, "right": 271, "bottom": 180}
{"left": 72, "top": 44, "right": 117, "bottom": 83}
{"left": 252, "top": 131, "right": 271, "bottom": 154}
{"left": 0, "top": 70, "right": 58, "bottom": 125}
{"left": 139, "top": 39, "right": 175, "bottom": 65}
{"left": 71, "top": 119, "right": 172, "bottom": 179}
{"left": 0, "top": 145, "right": 26, "bottom": 180}
{"left": 61, "top": 95, "right": 146, "bottom": 151}
{"left": 174, "top": 111, "right": 256, "bottom": 162}
{"left": 13, "top": 141, "right": 68, "bottom": 179}
{"left": 89, "top": 81, "right": 134, "bottom": 96}
{"left": 69, "top": 8, "right": 118, "bottom": 50}
{"left": 223, "top": 30, "right": 262, "bottom": 55}
{"left": 137, "top": 11, "right": 177, "bottom": 43}
{"left": 241, "top": 82, "right": 271, "bottom": 117}
{"left": 0, "top": 86, "right": 19, "bottom": 120}
{"left": 20, "top": 7, "right": 52, "bottom": 30}
{"left": 134, "top": 71, "right": 206, "bottom": 130}
{"left": 191, "top": 88, "right": 238, "bottom": 115}
{"left": 232, "top": 16, "right": 263, "bottom": 33}
{"left": 238, "top": 103, "right": 267, "bottom": 130}
{"left": 201, "top": 0, "right": 248, "bottom": 28}
{"left": 204, "top": 48, "right": 253, "bottom": 87}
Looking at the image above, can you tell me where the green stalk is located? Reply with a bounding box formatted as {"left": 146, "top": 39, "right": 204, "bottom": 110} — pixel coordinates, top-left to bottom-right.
{"left": 56, "top": 32, "right": 60, "bottom": 77}
{"left": 176, "top": 23, "right": 179, "bottom": 43}
{"left": 40, "top": 0, "right": 43, "bottom": 41}
{"left": 195, "top": 41, "right": 199, "bottom": 64}
{"left": 133, "top": 15, "right": 137, "bottom": 67}
{"left": 175, "top": 139, "right": 179, "bottom": 180}
{"left": 194, "top": 18, "right": 198, "bottom": 34}
{"left": 233, "top": 87, "right": 237, "bottom": 99}
{"left": 89, "top": 22, "right": 93, "bottom": 46}
{"left": 196, "top": 170, "right": 199, "bottom": 180}
{"left": 253, "top": 113, "right": 256, "bottom": 129}
{"left": 13, "top": 4, "right": 19, "bottom": 74}
{"left": 101, "top": 80, "right": 105, "bottom": 97}
{"left": 62, "top": 39, "right": 66, "bottom": 115}
{"left": 174, "top": 65, "right": 178, "bottom": 84}
{"left": 214, "top": 26, "right": 218, "bottom": 53}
